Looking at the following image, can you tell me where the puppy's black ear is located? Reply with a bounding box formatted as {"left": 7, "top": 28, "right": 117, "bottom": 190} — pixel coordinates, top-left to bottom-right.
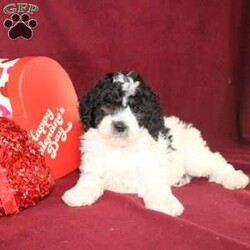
{"left": 79, "top": 91, "right": 95, "bottom": 131}
{"left": 79, "top": 73, "right": 114, "bottom": 131}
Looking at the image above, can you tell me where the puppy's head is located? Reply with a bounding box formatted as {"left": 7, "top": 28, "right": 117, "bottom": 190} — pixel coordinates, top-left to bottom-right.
{"left": 79, "top": 71, "right": 167, "bottom": 146}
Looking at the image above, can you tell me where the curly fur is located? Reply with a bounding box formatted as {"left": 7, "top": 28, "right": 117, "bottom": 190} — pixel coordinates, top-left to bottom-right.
{"left": 79, "top": 71, "right": 168, "bottom": 139}
{"left": 62, "top": 71, "right": 249, "bottom": 217}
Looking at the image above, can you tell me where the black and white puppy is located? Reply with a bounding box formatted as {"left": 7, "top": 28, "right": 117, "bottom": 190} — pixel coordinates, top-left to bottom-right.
{"left": 62, "top": 71, "right": 249, "bottom": 216}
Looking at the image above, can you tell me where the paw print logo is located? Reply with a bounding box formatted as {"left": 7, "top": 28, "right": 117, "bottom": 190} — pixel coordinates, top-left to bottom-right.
{"left": 3, "top": 14, "right": 38, "bottom": 40}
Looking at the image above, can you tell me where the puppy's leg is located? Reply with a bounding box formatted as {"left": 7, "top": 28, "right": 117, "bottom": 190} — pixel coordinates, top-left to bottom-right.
{"left": 142, "top": 186, "right": 184, "bottom": 216}
{"left": 184, "top": 127, "right": 249, "bottom": 189}
{"left": 62, "top": 172, "right": 104, "bottom": 207}
{"left": 139, "top": 165, "right": 184, "bottom": 216}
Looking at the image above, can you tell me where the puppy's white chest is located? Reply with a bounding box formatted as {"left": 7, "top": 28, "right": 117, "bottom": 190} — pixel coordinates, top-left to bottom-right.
{"left": 102, "top": 148, "right": 141, "bottom": 193}
{"left": 82, "top": 128, "right": 170, "bottom": 194}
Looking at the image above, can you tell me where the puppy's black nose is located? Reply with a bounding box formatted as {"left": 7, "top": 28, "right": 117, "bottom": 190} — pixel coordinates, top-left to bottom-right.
{"left": 112, "top": 121, "right": 127, "bottom": 133}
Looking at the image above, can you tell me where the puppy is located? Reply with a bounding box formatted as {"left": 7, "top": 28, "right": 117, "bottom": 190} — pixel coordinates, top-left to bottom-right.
{"left": 62, "top": 71, "right": 249, "bottom": 216}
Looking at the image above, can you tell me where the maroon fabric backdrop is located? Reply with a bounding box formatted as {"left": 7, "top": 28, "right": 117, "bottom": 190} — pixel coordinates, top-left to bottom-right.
{"left": 0, "top": 0, "right": 243, "bottom": 143}
{"left": 1, "top": 0, "right": 249, "bottom": 148}
{"left": 0, "top": 1, "right": 250, "bottom": 249}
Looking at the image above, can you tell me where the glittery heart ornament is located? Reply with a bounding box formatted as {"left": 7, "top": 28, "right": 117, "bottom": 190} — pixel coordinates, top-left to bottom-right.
{"left": 0, "top": 117, "right": 55, "bottom": 216}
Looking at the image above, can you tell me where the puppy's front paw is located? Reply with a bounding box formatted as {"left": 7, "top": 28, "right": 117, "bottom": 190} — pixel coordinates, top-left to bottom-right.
{"left": 62, "top": 186, "right": 98, "bottom": 207}
{"left": 145, "top": 196, "right": 184, "bottom": 217}
{"left": 210, "top": 170, "right": 249, "bottom": 190}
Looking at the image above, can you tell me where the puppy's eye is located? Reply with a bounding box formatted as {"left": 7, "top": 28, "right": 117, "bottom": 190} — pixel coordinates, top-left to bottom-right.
{"left": 133, "top": 107, "right": 140, "bottom": 113}
{"left": 101, "top": 103, "right": 119, "bottom": 115}
{"left": 104, "top": 104, "right": 112, "bottom": 109}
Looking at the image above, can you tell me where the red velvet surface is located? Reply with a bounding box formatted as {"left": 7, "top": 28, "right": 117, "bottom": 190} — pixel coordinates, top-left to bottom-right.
{"left": 1, "top": 172, "right": 250, "bottom": 250}
{"left": 1, "top": 1, "right": 250, "bottom": 249}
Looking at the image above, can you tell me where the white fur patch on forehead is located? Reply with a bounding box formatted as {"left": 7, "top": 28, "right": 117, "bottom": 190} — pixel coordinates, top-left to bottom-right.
{"left": 113, "top": 72, "right": 140, "bottom": 106}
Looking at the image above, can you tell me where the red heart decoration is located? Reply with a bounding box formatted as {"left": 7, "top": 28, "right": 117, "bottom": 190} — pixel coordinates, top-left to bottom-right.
{"left": 4, "top": 57, "right": 82, "bottom": 179}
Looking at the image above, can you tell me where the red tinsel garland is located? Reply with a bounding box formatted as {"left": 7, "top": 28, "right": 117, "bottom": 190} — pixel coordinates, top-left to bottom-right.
{"left": 0, "top": 117, "right": 55, "bottom": 216}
